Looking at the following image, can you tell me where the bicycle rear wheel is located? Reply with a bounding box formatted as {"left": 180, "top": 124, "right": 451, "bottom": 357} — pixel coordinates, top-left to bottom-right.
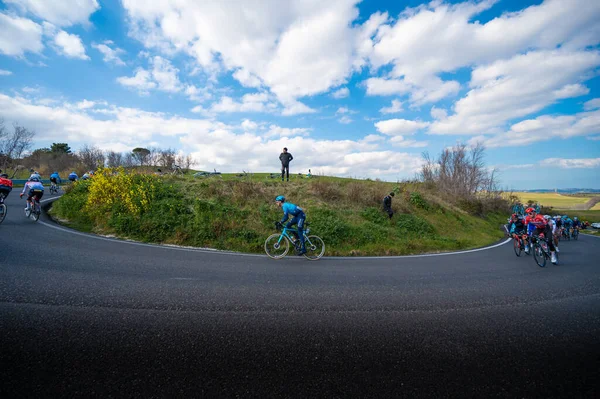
{"left": 0, "top": 203, "right": 6, "bottom": 224}
{"left": 573, "top": 229, "right": 578, "bottom": 240}
{"left": 303, "top": 235, "right": 325, "bottom": 260}
{"left": 264, "top": 234, "right": 289, "bottom": 259}
{"left": 513, "top": 238, "right": 522, "bottom": 257}
{"left": 533, "top": 243, "right": 546, "bottom": 267}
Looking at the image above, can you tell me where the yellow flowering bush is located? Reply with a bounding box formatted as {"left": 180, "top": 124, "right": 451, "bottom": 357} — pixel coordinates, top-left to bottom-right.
{"left": 85, "top": 167, "right": 160, "bottom": 220}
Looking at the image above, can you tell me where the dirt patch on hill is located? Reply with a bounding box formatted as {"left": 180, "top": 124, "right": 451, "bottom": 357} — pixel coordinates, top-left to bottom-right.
{"left": 571, "top": 196, "right": 600, "bottom": 210}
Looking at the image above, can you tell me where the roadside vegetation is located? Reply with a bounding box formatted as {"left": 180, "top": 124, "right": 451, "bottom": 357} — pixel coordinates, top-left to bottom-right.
{"left": 50, "top": 144, "right": 510, "bottom": 256}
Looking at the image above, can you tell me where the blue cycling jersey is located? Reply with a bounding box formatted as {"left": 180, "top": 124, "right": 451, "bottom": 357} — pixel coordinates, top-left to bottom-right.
{"left": 280, "top": 202, "right": 304, "bottom": 223}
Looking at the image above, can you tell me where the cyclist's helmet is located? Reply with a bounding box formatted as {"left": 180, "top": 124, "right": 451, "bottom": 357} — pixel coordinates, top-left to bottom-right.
{"left": 556, "top": 215, "right": 561, "bottom": 219}
{"left": 525, "top": 207, "right": 535, "bottom": 214}
{"left": 0, "top": 173, "right": 8, "bottom": 178}
{"left": 275, "top": 195, "right": 285, "bottom": 202}
{"left": 517, "top": 215, "right": 524, "bottom": 220}
{"left": 511, "top": 213, "right": 518, "bottom": 219}
{"left": 574, "top": 217, "right": 578, "bottom": 221}
{"left": 543, "top": 215, "right": 551, "bottom": 220}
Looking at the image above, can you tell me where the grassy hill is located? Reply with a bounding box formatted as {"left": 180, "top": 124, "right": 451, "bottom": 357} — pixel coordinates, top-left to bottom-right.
{"left": 49, "top": 168, "right": 509, "bottom": 256}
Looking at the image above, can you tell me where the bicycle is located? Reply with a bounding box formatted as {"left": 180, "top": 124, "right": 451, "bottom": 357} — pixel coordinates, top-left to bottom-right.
{"left": 23, "top": 194, "right": 42, "bottom": 222}
{"left": 561, "top": 227, "right": 570, "bottom": 241}
{"left": 0, "top": 193, "right": 7, "bottom": 225}
{"left": 264, "top": 222, "right": 325, "bottom": 260}
{"left": 512, "top": 233, "right": 529, "bottom": 257}
{"left": 572, "top": 227, "right": 579, "bottom": 240}
{"left": 530, "top": 233, "right": 555, "bottom": 268}
{"left": 49, "top": 182, "right": 60, "bottom": 195}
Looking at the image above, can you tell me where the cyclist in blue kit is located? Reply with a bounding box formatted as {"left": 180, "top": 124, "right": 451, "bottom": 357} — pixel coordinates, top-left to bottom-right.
{"left": 275, "top": 195, "right": 306, "bottom": 255}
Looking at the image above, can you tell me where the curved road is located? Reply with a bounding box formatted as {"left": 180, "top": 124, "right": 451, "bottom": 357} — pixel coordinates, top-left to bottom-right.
{"left": 1, "top": 194, "right": 599, "bottom": 397}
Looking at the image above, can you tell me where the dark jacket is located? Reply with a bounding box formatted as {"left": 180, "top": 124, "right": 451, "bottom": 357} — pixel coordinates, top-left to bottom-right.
{"left": 383, "top": 195, "right": 392, "bottom": 208}
{"left": 279, "top": 152, "right": 293, "bottom": 166}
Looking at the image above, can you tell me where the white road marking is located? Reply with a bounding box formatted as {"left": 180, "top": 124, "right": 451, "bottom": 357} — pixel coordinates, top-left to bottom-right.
{"left": 38, "top": 196, "right": 514, "bottom": 259}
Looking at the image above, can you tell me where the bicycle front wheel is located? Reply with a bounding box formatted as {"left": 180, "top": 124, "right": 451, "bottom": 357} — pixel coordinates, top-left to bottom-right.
{"left": 264, "top": 234, "right": 290, "bottom": 259}
{"left": 573, "top": 230, "right": 578, "bottom": 240}
{"left": 303, "top": 235, "right": 325, "bottom": 260}
{"left": 533, "top": 243, "right": 546, "bottom": 267}
{"left": 513, "top": 238, "right": 521, "bottom": 257}
{"left": 0, "top": 203, "right": 6, "bottom": 224}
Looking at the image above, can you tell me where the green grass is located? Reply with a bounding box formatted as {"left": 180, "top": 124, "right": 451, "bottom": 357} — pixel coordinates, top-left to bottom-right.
{"left": 49, "top": 171, "right": 509, "bottom": 256}
{"left": 552, "top": 210, "right": 600, "bottom": 223}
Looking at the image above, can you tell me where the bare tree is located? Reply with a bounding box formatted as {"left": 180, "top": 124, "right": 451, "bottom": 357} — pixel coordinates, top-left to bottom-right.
{"left": 78, "top": 145, "right": 105, "bottom": 171}
{"left": 106, "top": 151, "right": 124, "bottom": 167}
{"left": 0, "top": 120, "right": 35, "bottom": 171}
{"left": 420, "top": 142, "right": 498, "bottom": 199}
{"left": 123, "top": 152, "right": 135, "bottom": 167}
{"left": 175, "top": 153, "right": 195, "bottom": 172}
{"left": 158, "top": 148, "right": 176, "bottom": 169}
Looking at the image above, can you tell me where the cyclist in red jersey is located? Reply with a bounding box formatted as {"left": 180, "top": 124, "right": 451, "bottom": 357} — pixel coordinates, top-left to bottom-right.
{"left": 524, "top": 207, "right": 558, "bottom": 264}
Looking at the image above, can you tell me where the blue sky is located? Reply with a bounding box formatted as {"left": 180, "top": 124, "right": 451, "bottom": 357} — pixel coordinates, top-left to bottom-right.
{"left": 0, "top": 0, "right": 599, "bottom": 189}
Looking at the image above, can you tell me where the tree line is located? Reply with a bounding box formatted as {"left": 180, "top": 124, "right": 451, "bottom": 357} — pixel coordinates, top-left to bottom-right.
{"left": 0, "top": 118, "right": 194, "bottom": 177}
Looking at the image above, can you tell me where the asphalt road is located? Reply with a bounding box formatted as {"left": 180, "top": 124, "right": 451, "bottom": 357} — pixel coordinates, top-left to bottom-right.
{"left": 1, "top": 193, "right": 599, "bottom": 397}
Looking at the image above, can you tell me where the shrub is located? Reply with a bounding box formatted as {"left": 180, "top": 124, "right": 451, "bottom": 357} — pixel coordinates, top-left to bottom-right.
{"left": 409, "top": 192, "right": 429, "bottom": 210}
{"left": 395, "top": 214, "right": 435, "bottom": 236}
{"left": 361, "top": 207, "right": 387, "bottom": 224}
{"left": 310, "top": 208, "right": 350, "bottom": 245}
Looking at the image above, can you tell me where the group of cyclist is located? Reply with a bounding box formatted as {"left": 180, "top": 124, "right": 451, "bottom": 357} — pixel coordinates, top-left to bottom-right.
{"left": 0, "top": 169, "right": 93, "bottom": 217}
{"left": 507, "top": 206, "right": 583, "bottom": 264}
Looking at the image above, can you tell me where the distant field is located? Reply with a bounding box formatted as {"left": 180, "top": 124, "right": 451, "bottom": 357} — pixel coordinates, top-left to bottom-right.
{"left": 512, "top": 192, "right": 600, "bottom": 210}
{"left": 559, "top": 210, "right": 600, "bottom": 222}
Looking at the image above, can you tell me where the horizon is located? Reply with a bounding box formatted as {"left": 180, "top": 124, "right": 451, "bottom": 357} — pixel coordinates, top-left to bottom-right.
{"left": 1, "top": 0, "right": 599, "bottom": 190}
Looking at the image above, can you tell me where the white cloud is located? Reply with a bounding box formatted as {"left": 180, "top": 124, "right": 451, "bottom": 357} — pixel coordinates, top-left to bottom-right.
{"left": 0, "top": 69, "right": 13, "bottom": 76}
{"left": 539, "top": 158, "right": 600, "bottom": 169}
{"left": 120, "top": 0, "right": 365, "bottom": 107}
{"left": 53, "top": 30, "right": 89, "bottom": 60}
{"left": 93, "top": 41, "right": 126, "bottom": 66}
{"left": 211, "top": 92, "right": 276, "bottom": 113}
{"left": 587, "top": 136, "right": 600, "bottom": 141}
{"left": 389, "top": 136, "right": 428, "bottom": 148}
{"left": 331, "top": 87, "right": 350, "bottom": 99}
{"left": 5, "top": 0, "right": 99, "bottom": 27}
{"left": 233, "top": 68, "right": 262, "bottom": 88}
{"left": 375, "top": 118, "right": 429, "bottom": 136}
{"left": 0, "top": 91, "right": 423, "bottom": 180}
{"left": 338, "top": 115, "right": 353, "bottom": 124}
{"left": 469, "top": 109, "right": 600, "bottom": 148}
{"left": 0, "top": 12, "right": 43, "bottom": 57}
{"left": 584, "top": 98, "right": 600, "bottom": 111}
{"left": 369, "top": 0, "right": 600, "bottom": 100}
{"left": 430, "top": 50, "right": 600, "bottom": 135}
{"left": 430, "top": 106, "right": 447, "bottom": 120}
{"left": 241, "top": 119, "right": 259, "bottom": 131}
{"left": 336, "top": 107, "right": 349, "bottom": 114}
{"left": 280, "top": 100, "right": 316, "bottom": 116}
{"left": 117, "top": 56, "right": 181, "bottom": 93}
{"left": 117, "top": 68, "right": 157, "bottom": 94}
{"left": 379, "top": 99, "right": 403, "bottom": 114}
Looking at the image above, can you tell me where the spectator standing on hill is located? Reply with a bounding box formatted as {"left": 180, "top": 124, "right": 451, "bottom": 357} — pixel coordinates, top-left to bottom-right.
{"left": 383, "top": 192, "right": 395, "bottom": 219}
{"left": 279, "top": 147, "right": 293, "bottom": 182}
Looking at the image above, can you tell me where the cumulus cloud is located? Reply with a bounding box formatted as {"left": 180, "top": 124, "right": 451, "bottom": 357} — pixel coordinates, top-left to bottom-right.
{"left": 0, "top": 91, "right": 422, "bottom": 180}
{"left": 53, "top": 30, "right": 89, "bottom": 60}
{"left": 211, "top": 92, "right": 277, "bottom": 113}
{"left": 375, "top": 118, "right": 429, "bottom": 136}
{"left": 379, "top": 99, "right": 403, "bottom": 114}
{"left": 4, "top": 0, "right": 99, "bottom": 27}
{"left": 331, "top": 87, "right": 350, "bottom": 99}
{"left": 430, "top": 50, "right": 600, "bottom": 135}
{"left": 120, "top": 0, "right": 364, "bottom": 110}
{"left": 93, "top": 41, "right": 126, "bottom": 65}
{"left": 368, "top": 0, "right": 600, "bottom": 108}
{"left": 117, "top": 56, "right": 181, "bottom": 93}
{"left": 0, "top": 69, "right": 13, "bottom": 76}
{"left": 584, "top": 98, "right": 600, "bottom": 111}
{"left": 539, "top": 158, "right": 600, "bottom": 169}
{"left": 0, "top": 12, "right": 44, "bottom": 57}
{"left": 468, "top": 109, "right": 600, "bottom": 148}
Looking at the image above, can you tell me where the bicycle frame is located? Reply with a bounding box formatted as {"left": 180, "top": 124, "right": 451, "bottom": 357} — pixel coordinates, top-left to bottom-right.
{"left": 277, "top": 225, "right": 314, "bottom": 247}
